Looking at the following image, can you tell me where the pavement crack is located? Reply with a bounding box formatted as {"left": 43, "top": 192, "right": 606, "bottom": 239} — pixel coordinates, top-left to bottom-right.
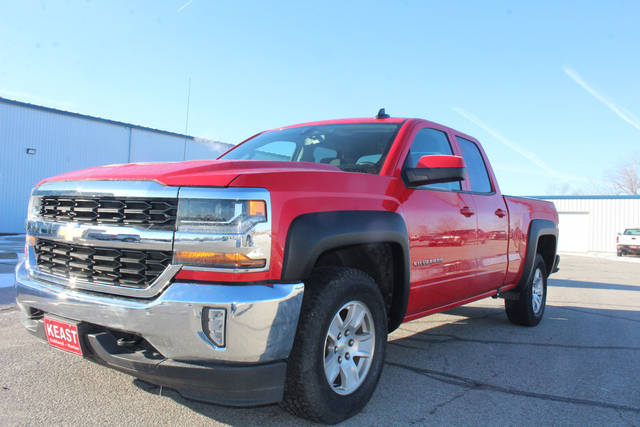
{"left": 428, "top": 388, "right": 469, "bottom": 415}
{"left": 385, "top": 361, "right": 640, "bottom": 414}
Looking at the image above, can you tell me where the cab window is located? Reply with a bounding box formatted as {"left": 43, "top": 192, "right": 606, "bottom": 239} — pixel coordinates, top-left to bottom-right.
{"left": 404, "top": 128, "right": 461, "bottom": 191}
{"left": 456, "top": 136, "right": 492, "bottom": 193}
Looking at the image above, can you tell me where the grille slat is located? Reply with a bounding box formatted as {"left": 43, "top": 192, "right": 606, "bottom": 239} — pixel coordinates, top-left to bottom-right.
{"left": 40, "top": 197, "right": 177, "bottom": 229}
{"left": 34, "top": 239, "right": 172, "bottom": 289}
{"left": 68, "top": 260, "right": 92, "bottom": 270}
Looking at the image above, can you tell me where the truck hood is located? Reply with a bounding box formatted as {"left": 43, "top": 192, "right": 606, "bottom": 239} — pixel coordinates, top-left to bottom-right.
{"left": 39, "top": 160, "right": 342, "bottom": 187}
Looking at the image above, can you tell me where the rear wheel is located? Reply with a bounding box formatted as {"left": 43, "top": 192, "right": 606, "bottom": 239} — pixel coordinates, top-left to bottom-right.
{"left": 281, "top": 267, "right": 387, "bottom": 424}
{"left": 617, "top": 249, "right": 623, "bottom": 257}
{"left": 505, "top": 254, "right": 547, "bottom": 326}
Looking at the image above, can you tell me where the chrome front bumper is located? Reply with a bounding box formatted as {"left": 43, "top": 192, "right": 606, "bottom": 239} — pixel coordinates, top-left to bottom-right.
{"left": 15, "top": 261, "right": 304, "bottom": 363}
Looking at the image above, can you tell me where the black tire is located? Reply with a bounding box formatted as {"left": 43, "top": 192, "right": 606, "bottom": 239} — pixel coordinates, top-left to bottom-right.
{"left": 505, "top": 253, "right": 547, "bottom": 327}
{"left": 281, "top": 267, "right": 388, "bottom": 424}
{"left": 617, "top": 249, "right": 623, "bottom": 257}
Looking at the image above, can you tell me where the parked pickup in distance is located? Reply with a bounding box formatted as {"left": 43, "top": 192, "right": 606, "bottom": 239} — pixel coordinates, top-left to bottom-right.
{"left": 15, "top": 111, "right": 560, "bottom": 424}
{"left": 617, "top": 228, "right": 640, "bottom": 256}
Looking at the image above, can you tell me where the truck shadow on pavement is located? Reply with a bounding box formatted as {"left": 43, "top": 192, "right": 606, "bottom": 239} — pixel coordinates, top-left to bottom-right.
{"left": 129, "top": 278, "right": 640, "bottom": 425}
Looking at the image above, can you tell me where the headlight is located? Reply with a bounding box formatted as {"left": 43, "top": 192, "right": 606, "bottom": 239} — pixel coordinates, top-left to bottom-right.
{"left": 25, "top": 189, "right": 41, "bottom": 269}
{"left": 176, "top": 199, "right": 266, "bottom": 234}
{"left": 173, "top": 188, "right": 271, "bottom": 271}
{"left": 27, "top": 192, "right": 41, "bottom": 222}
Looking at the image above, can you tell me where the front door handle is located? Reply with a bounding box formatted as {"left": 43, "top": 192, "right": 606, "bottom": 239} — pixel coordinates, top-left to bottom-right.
{"left": 460, "top": 206, "right": 475, "bottom": 217}
{"left": 494, "top": 208, "right": 506, "bottom": 218}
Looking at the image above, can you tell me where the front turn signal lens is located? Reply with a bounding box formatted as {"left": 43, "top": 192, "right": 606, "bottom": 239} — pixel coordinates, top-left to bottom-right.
{"left": 175, "top": 251, "right": 266, "bottom": 269}
{"left": 248, "top": 200, "right": 267, "bottom": 218}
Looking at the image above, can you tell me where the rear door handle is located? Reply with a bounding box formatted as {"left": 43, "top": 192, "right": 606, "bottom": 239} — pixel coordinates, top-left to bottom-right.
{"left": 494, "top": 208, "right": 506, "bottom": 218}
{"left": 460, "top": 206, "right": 475, "bottom": 217}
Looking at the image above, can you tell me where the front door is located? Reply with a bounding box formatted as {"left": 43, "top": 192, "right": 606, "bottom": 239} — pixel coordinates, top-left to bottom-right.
{"left": 400, "top": 126, "right": 479, "bottom": 316}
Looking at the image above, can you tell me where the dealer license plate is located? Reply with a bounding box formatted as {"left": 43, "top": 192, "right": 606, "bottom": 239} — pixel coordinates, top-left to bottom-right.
{"left": 44, "top": 317, "right": 83, "bottom": 356}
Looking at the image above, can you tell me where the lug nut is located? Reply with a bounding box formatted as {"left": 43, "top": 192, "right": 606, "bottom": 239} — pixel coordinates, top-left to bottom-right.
{"left": 345, "top": 330, "right": 350, "bottom": 336}
{"left": 345, "top": 353, "right": 350, "bottom": 360}
{"left": 349, "top": 339, "right": 354, "bottom": 346}
{"left": 338, "top": 356, "right": 342, "bottom": 363}
{"left": 334, "top": 346, "right": 338, "bottom": 353}
{"left": 337, "top": 333, "right": 342, "bottom": 339}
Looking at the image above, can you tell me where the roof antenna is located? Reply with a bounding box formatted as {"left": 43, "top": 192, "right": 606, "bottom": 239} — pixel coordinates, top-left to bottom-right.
{"left": 376, "top": 108, "right": 390, "bottom": 119}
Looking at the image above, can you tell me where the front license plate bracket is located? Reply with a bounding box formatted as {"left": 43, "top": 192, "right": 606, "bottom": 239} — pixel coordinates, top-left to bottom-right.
{"left": 43, "top": 316, "right": 86, "bottom": 356}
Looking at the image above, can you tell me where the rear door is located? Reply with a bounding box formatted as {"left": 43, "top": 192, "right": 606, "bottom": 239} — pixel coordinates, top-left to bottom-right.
{"left": 455, "top": 135, "right": 509, "bottom": 293}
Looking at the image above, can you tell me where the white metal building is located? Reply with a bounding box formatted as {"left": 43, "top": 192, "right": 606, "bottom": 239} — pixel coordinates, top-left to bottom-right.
{"left": 0, "top": 97, "right": 232, "bottom": 233}
{"left": 538, "top": 196, "right": 640, "bottom": 253}
{"left": 3, "top": 97, "right": 638, "bottom": 249}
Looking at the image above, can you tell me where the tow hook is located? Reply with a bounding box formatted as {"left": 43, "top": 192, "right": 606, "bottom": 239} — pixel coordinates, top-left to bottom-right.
{"left": 116, "top": 336, "right": 142, "bottom": 348}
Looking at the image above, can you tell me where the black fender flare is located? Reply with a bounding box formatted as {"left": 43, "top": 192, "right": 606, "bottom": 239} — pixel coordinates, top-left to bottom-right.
{"left": 515, "top": 219, "right": 558, "bottom": 291}
{"left": 281, "top": 210, "right": 410, "bottom": 331}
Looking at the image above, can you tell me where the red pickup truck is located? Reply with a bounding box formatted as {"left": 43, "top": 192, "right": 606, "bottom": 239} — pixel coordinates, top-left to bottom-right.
{"left": 16, "top": 112, "right": 559, "bottom": 423}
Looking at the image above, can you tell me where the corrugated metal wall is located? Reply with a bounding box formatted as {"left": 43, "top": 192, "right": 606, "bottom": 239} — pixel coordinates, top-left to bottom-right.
{"left": 540, "top": 198, "right": 640, "bottom": 253}
{"left": 0, "top": 100, "right": 231, "bottom": 233}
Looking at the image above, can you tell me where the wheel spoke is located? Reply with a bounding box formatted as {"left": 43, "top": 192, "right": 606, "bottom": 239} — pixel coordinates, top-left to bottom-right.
{"left": 354, "top": 334, "right": 373, "bottom": 358}
{"left": 325, "top": 353, "right": 340, "bottom": 383}
{"left": 349, "top": 304, "right": 366, "bottom": 331}
{"left": 327, "top": 314, "right": 343, "bottom": 342}
{"left": 342, "top": 303, "right": 357, "bottom": 330}
{"left": 340, "top": 359, "right": 360, "bottom": 392}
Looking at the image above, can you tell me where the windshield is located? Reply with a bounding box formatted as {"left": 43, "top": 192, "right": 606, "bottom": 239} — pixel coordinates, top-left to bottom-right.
{"left": 219, "top": 123, "right": 402, "bottom": 174}
{"left": 623, "top": 229, "right": 640, "bottom": 235}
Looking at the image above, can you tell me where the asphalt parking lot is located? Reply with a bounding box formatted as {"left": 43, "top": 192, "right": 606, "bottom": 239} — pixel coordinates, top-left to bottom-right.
{"left": 0, "top": 244, "right": 638, "bottom": 425}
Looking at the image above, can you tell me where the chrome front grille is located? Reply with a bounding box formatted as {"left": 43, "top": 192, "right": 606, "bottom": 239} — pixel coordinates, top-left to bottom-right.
{"left": 34, "top": 239, "right": 172, "bottom": 289}
{"left": 40, "top": 196, "right": 177, "bottom": 230}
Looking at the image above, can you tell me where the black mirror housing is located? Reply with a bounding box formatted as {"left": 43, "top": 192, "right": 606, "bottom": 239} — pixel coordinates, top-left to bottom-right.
{"left": 405, "top": 167, "right": 465, "bottom": 187}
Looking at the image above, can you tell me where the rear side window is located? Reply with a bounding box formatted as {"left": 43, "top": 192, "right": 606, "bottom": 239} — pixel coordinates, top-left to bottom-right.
{"left": 456, "top": 136, "right": 492, "bottom": 193}
{"left": 404, "top": 128, "right": 461, "bottom": 191}
{"left": 624, "top": 229, "right": 640, "bottom": 235}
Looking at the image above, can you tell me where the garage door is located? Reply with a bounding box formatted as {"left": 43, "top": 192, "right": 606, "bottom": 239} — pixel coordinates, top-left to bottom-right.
{"left": 557, "top": 212, "right": 590, "bottom": 252}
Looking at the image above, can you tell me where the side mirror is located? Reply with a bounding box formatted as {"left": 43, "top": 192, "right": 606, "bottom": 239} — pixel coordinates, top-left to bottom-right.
{"left": 405, "top": 155, "right": 466, "bottom": 187}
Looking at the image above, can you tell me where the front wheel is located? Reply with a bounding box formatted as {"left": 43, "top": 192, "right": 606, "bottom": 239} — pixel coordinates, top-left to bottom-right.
{"left": 281, "top": 267, "right": 388, "bottom": 424}
{"left": 505, "top": 253, "right": 547, "bottom": 326}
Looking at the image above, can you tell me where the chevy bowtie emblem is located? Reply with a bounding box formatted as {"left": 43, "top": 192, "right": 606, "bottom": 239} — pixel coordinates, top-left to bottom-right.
{"left": 58, "top": 224, "right": 84, "bottom": 242}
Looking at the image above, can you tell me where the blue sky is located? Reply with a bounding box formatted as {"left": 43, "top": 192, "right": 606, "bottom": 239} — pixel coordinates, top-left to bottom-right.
{"left": 1, "top": 1, "right": 639, "bottom": 195}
